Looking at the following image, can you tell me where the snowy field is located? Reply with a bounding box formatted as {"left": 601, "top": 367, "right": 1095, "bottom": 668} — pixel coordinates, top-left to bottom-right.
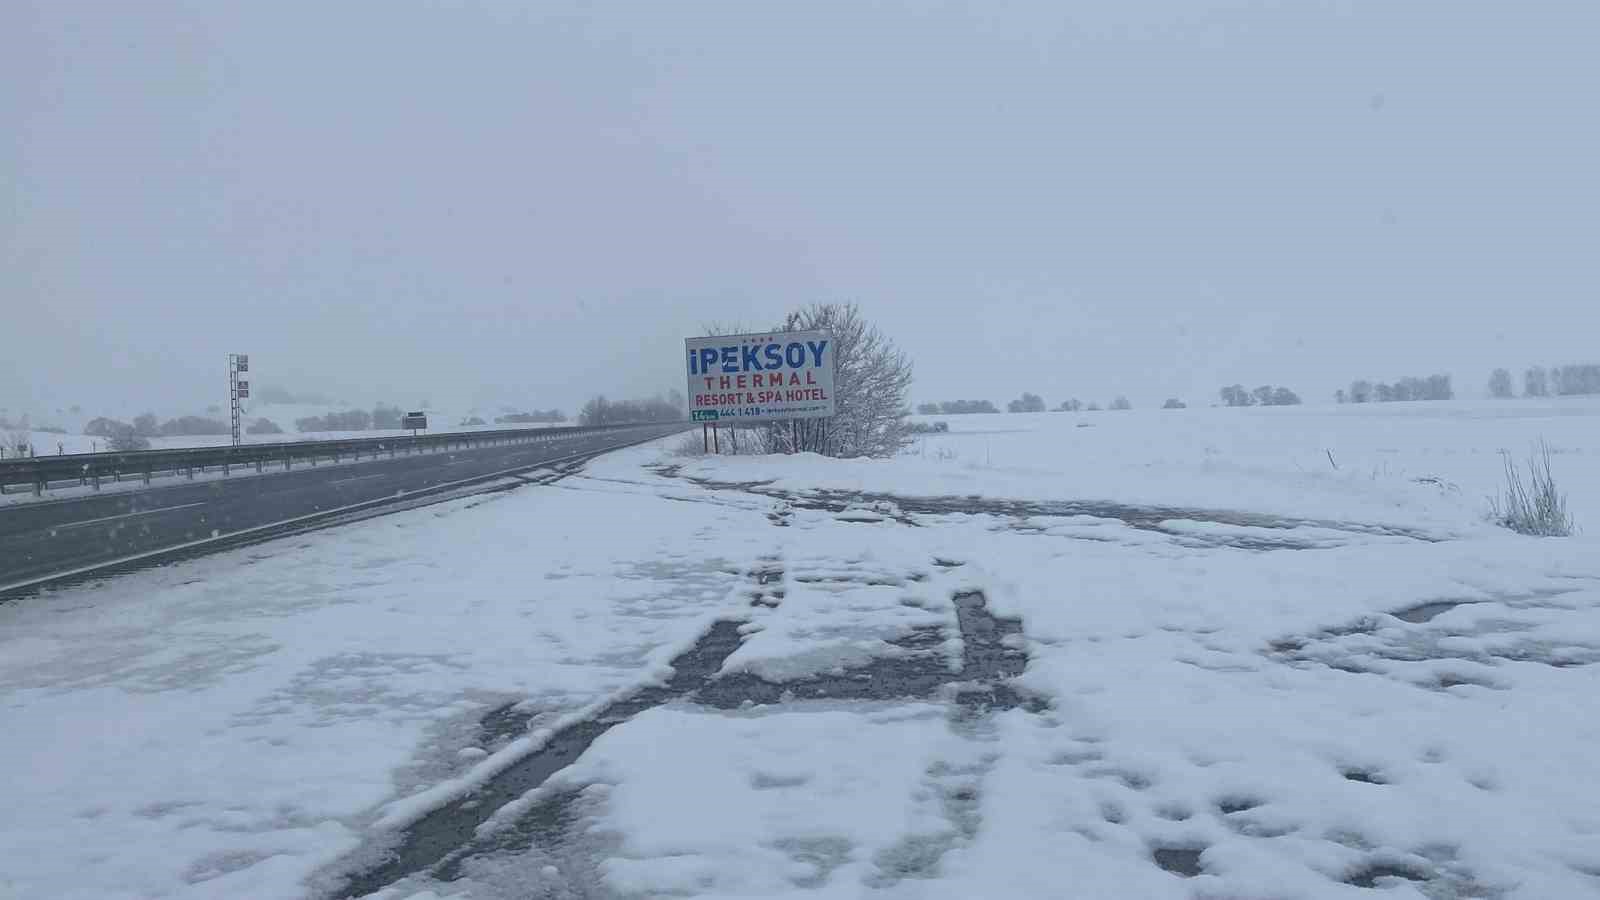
{"left": 2, "top": 400, "right": 1598, "bottom": 899}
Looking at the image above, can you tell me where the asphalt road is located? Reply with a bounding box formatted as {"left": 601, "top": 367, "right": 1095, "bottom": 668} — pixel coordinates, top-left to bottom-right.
{"left": 0, "top": 424, "right": 687, "bottom": 591}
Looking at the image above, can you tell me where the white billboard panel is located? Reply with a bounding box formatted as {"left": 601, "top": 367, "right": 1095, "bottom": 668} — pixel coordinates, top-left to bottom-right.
{"left": 685, "top": 330, "right": 836, "bottom": 423}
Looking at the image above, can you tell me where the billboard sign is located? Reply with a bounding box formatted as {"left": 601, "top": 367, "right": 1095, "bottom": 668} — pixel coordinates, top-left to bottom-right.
{"left": 686, "top": 330, "right": 836, "bottom": 423}
{"left": 401, "top": 412, "right": 428, "bottom": 430}
{"left": 235, "top": 380, "right": 249, "bottom": 398}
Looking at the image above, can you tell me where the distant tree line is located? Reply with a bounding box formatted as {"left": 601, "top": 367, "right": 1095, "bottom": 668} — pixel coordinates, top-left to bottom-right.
{"left": 1007, "top": 393, "right": 1046, "bottom": 413}
{"left": 295, "top": 404, "right": 405, "bottom": 432}
{"left": 155, "top": 416, "right": 230, "bottom": 436}
{"left": 1221, "top": 385, "right": 1303, "bottom": 407}
{"left": 1492, "top": 364, "right": 1600, "bottom": 398}
{"left": 83, "top": 413, "right": 233, "bottom": 438}
{"left": 495, "top": 409, "right": 567, "bottom": 424}
{"left": 1337, "top": 375, "right": 1451, "bottom": 404}
{"left": 578, "top": 394, "right": 684, "bottom": 426}
{"left": 916, "top": 400, "right": 1000, "bottom": 415}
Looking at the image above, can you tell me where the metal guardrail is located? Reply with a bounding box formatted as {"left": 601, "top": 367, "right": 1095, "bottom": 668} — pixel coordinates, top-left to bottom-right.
{"left": 0, "top": 422, "right": 677, "bottom": 497}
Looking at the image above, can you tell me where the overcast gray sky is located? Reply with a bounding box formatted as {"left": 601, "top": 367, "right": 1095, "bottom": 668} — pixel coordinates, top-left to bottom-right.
{"left": 5, "top": 0, "right": 1597, "bottom": 417}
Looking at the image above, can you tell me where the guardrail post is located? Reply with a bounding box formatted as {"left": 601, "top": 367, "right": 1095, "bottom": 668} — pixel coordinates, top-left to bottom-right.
{"left": 255, "top": 458, "right": 263, "bottom": 474}
{"left": 35, "top": 474, "right": 45, "bottom": 497}
{"left": 92, "top": 471, "right": 101, "bottom": 491}
{"left": 145, "top": 466, "right": 152, "bottom": 485}
{"left": 284, "top": 453, "right": 291, "bottom": 472}
{"left": 354, "top": 446, "right": 360, "bottom": 461}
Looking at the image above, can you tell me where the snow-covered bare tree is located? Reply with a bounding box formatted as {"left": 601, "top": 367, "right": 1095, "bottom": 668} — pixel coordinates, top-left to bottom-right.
{"left": 759, "top": 303, "right": 913, "bottom": 458}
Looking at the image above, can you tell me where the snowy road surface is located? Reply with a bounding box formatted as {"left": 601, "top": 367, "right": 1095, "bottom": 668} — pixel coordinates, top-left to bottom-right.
{"left": 0, "top": 424, "right": 686, "bottom": 591}
{"left": 2, "top": 402, "right": 1598, "bottom": 899}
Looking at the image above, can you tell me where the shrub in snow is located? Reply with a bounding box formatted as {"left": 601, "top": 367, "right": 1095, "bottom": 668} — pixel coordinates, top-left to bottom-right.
{"left": 4, "top": 415, "right": 32, "bottom": 457}
{"left": 105, "top": 426, "right": 151, "bottom": 452}
{"left": 1490, "top": 440, "right": 1573, "bottom": 537}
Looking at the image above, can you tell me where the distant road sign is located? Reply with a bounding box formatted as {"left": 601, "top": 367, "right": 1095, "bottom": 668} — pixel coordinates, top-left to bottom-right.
{"left": 685, "top": 330, "right": 836, "bottom": 424}
{"left": 236, "top": 355, "right": 248, "bottom": 372}
{"left": 401, "top": 412, "right": 428, "bottom": 430}
{"left": 236, "top": 381, "right": 249, "bottom": 398}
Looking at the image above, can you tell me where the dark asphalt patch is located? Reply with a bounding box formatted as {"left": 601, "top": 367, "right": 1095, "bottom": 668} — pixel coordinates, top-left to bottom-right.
{"left": 1152, "top": 846, "right": 1205, "bottom": 877}
{"left": 1343, "top": 860, "right": 1431, "bottom": 889}
{"left": 330, "top": 620, "right": 747, "bottom": 899}
{"left": 327, "top": 590, "right": 1038, "bottom": 897}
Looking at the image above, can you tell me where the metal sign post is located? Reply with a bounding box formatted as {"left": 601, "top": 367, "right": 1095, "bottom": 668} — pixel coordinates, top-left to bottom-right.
{"left": 228, "top": 353, "right": 250, "bottom": 446}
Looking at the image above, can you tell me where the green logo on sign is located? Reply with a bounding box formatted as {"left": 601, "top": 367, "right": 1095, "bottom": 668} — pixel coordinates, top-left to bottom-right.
{"left": 692, "top": 410, "right": 720, "bottom": 422}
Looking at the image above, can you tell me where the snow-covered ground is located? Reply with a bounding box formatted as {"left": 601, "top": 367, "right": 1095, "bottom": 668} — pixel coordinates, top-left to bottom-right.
{"left": 2, "top": 400, "right": 1598, "bottom": 899}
